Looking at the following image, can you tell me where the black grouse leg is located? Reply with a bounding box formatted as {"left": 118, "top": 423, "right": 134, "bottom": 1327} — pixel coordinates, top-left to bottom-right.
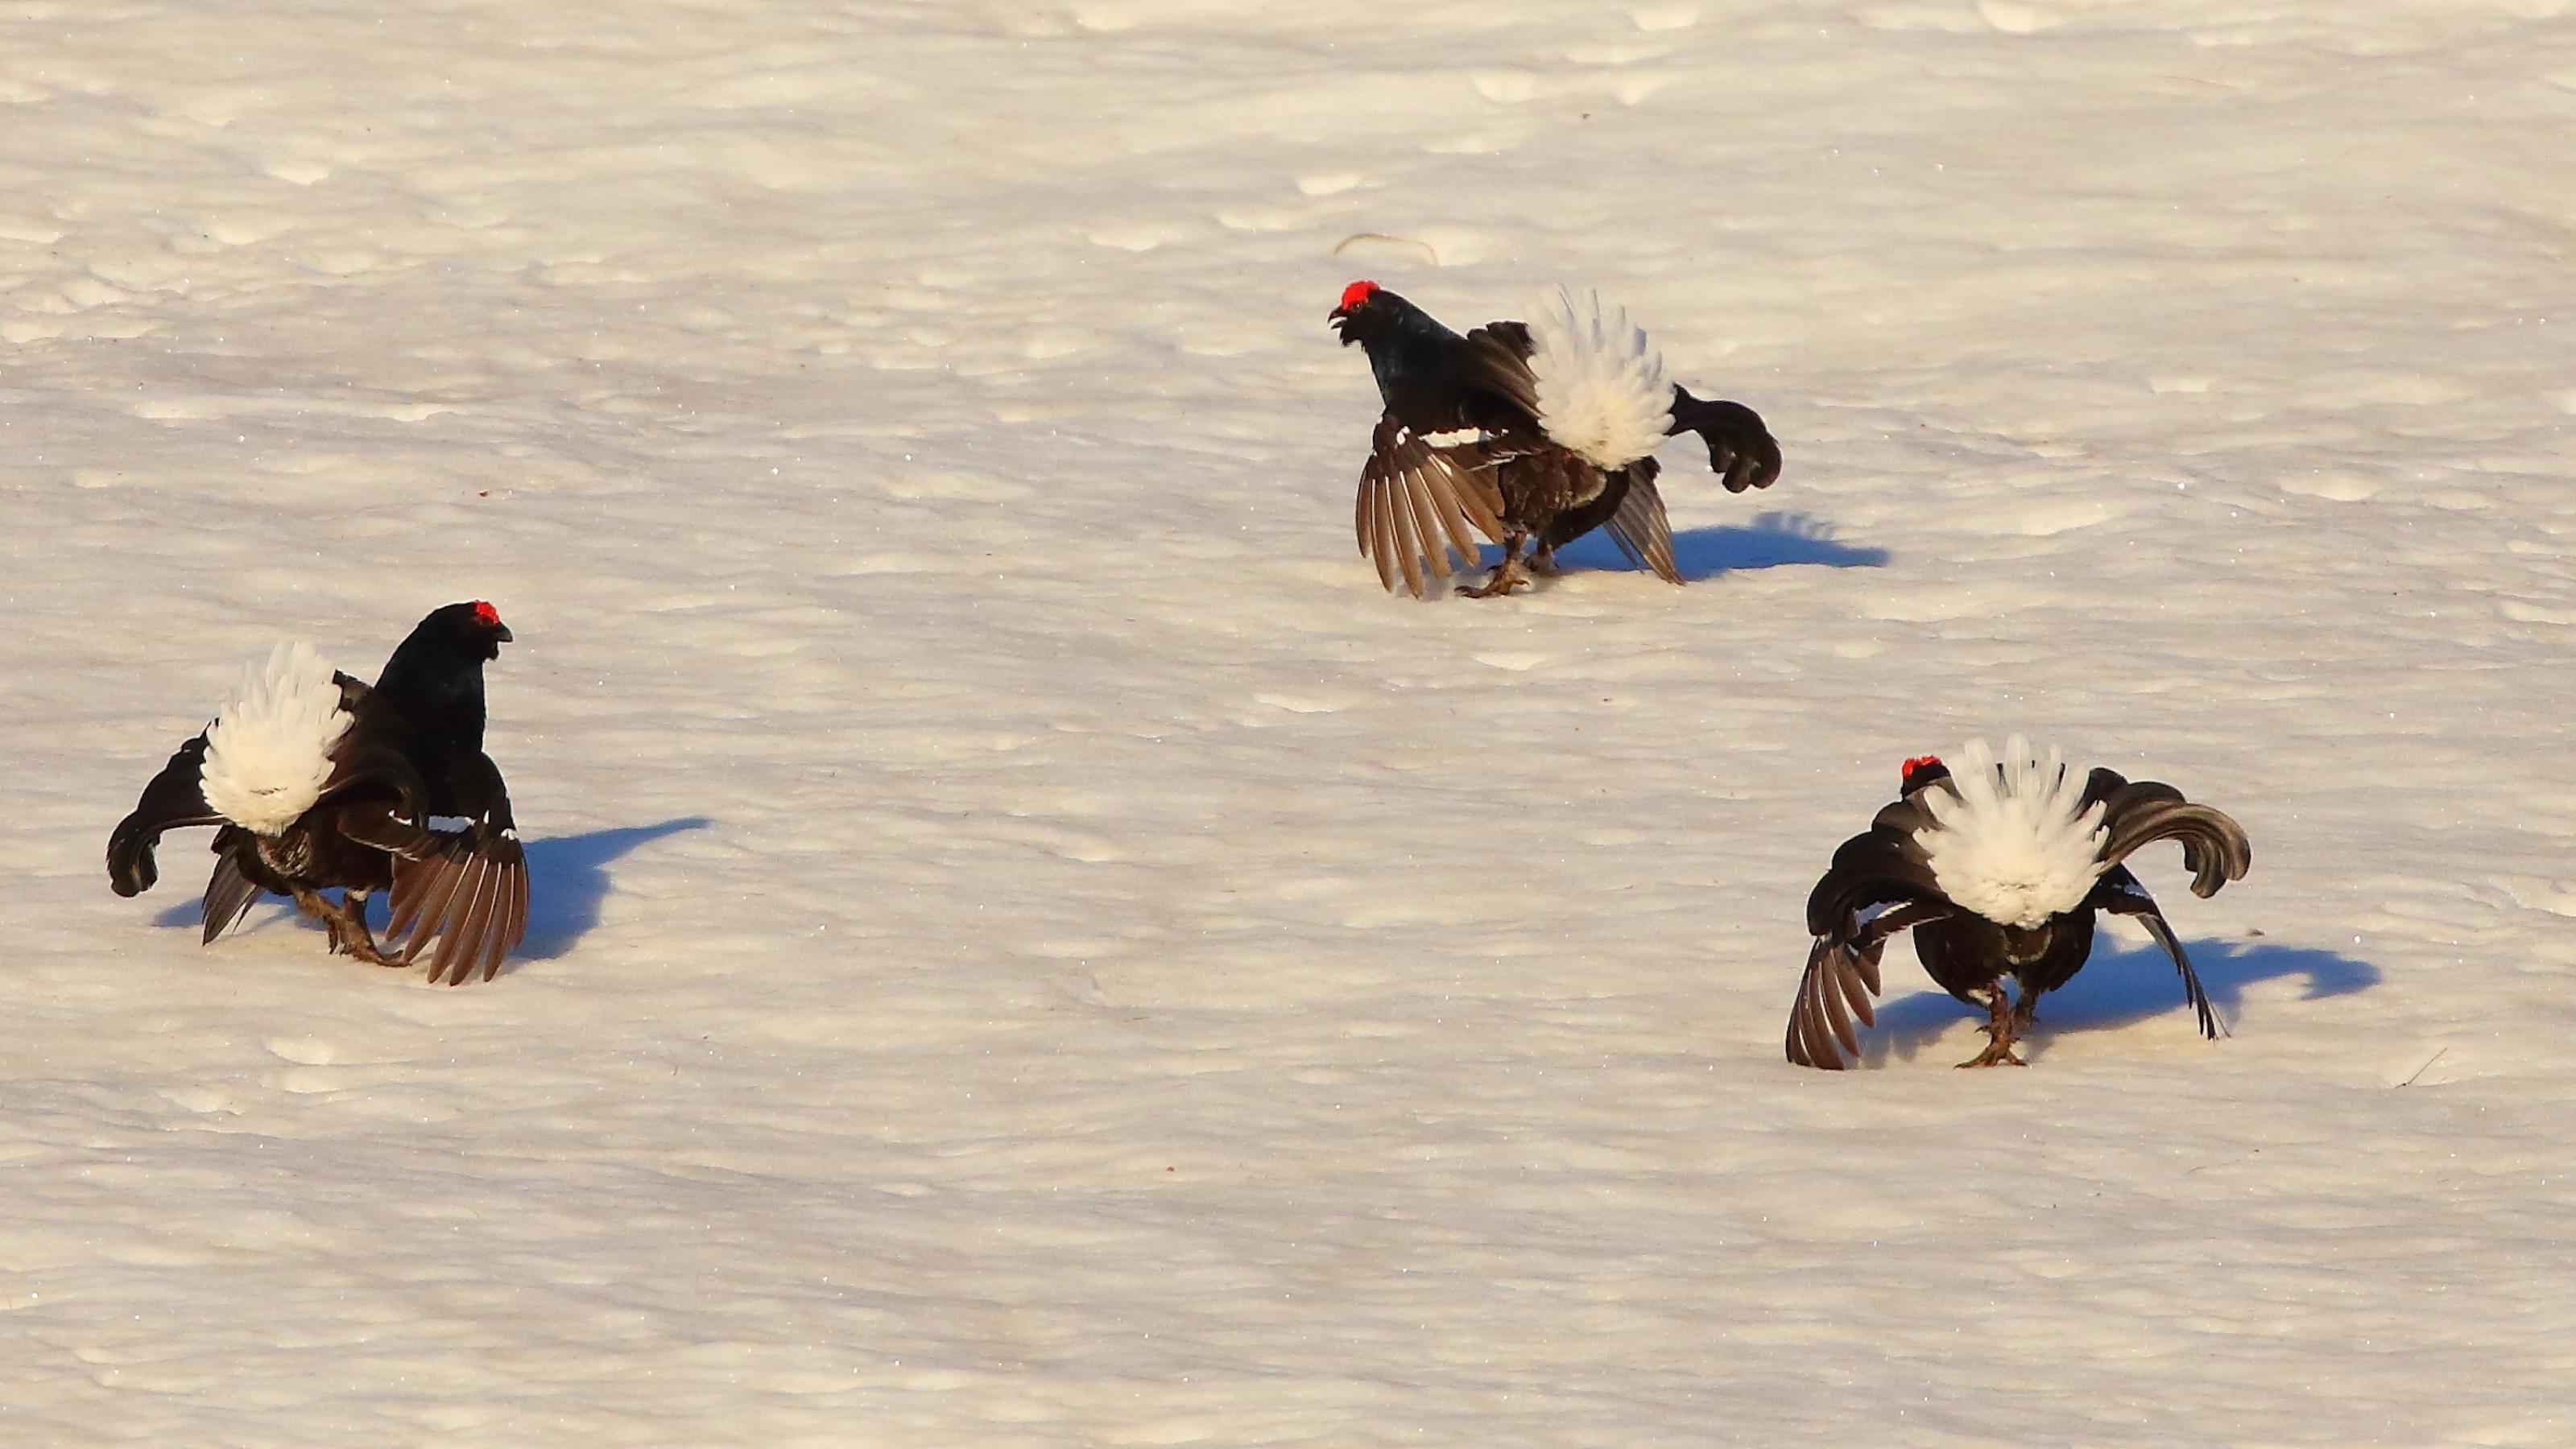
{"left": 1460, "top": 530, "right": 1534, "bottom": 597}
{"left": 288, "top": 886, "right": 337, "bottom": 943}
{"left": 329, "top": 890, "right": 396, "bottom": 967}
{"left": 1958, "top": 987, "right": 2029, "bottom": 1069}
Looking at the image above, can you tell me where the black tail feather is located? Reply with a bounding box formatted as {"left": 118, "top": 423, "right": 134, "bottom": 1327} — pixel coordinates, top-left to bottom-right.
{"left": 1669, "top": 386, "right": 1782, "bottom": 494}
{"left": 109, "top": 733, "right": 225, "bottom": 898}
{"left": 2084, "top": 770, "right": 2252, "bottom": 898}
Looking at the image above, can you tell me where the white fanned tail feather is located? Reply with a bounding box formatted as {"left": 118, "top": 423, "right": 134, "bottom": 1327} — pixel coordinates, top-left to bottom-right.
{"left": 1916, "top": 736, "right": 2108, "bottom": 929}
{"left": 1526, "top": 287, "right": 1672, "bottom": 471}
{"left": 199, "top": 641, "right": 352, "bottom": 836}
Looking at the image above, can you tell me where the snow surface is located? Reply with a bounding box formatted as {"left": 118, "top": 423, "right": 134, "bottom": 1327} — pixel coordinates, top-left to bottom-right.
{"left": 6, "top": 1, "right": 2576, "bottom": 1443}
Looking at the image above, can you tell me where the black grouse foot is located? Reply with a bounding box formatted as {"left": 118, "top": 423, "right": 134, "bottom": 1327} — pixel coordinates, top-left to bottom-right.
{"left": 1956, "top": 1037, "right": 2028, "bottom": 1069}
{"left": 1957, "top": 991, "right": 2029, "bottom": 1068}
{"left": 327, "top": 893, "right": 396, "bottom": 967}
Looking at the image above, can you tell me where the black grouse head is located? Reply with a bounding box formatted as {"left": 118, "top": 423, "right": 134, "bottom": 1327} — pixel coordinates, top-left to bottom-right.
{"left": 429, "top": 599, "right": 513, "bottom": 660}
{"left": 371, "top": 601, "right": 514, "bottom": 745}
{"left": 1899, "top": 753, "right": 1951, "bottom": 795}
{"left": 1329, "top": 279, "right": 1392, "bottom": 347}
{"left": 378, "top": 600, "right": 512, "bottom": 700}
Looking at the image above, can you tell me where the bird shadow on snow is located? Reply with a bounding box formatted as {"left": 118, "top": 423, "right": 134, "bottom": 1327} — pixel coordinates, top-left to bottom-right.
{"left": 151, "top": 817, "right": 712, "bottom": 967}
{"left": 513, "top": 817, "right": 711, "bottom": 960}
{"left": 1552, "top": 510, "right": 1891, "bottom": 583}
{"left": 1855, "top": 937, "right": 2383, "bottom": 1068}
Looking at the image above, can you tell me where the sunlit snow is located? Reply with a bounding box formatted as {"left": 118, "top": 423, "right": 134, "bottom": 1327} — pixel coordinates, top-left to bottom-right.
{"left": 5, "top": 2, "right": 2572, "bottom": 1443}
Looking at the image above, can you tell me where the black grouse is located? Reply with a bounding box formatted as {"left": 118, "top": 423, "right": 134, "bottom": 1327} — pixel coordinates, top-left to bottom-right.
{"left": 107, "top": 601, "right": 531, "bottom": 985}
{"left": 1329, "top": 279, "right": 1781, "bottom": 597}
{"left": 1788, "top": 738, "right": 2251, "bottom": 1070}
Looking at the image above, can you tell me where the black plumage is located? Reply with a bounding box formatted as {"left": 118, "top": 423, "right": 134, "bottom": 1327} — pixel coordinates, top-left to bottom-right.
{"left": 107, "top": 601, "right": 531, "bottom": 985}
{"left": 1787, "top": 753, "right": 2252, "bottom": 1070}
{"left": 1329, "top": 280, "right": 1781, "bottom": 597}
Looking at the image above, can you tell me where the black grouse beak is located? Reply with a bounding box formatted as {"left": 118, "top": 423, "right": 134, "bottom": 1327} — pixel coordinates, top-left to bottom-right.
{"left": 493, "top": 622, "right": 515, "bottom": 644}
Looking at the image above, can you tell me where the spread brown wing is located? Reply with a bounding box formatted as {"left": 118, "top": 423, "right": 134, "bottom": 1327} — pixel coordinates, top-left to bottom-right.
{"left": 384, "top": 829, "right": 530, "bottom": 986}
{"left": 344, "top": 804, "right": 529, "bottom": 985}
{"left": 1788, "top": 816, "right": 1952, "bottom": 1070}
{"left": 1357, "top": 412, "right": 1506, "bottom": 598}
{"left": 1598, "top": 459, "right": 1684, "bottom": 585}
{"left": 1787, "top": 901, "right": 1955, "bottom": 1071}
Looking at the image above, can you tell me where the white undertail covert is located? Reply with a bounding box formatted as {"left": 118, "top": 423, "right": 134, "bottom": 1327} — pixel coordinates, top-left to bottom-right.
{"left": 1916, "top": 737, "right": 2110, "bottom": 929}
{"left": 200, "top": 641, "right": 352, "bottom": 836}
{"left": 1526, "top": 287, "right": 1670, "bottom": 471}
